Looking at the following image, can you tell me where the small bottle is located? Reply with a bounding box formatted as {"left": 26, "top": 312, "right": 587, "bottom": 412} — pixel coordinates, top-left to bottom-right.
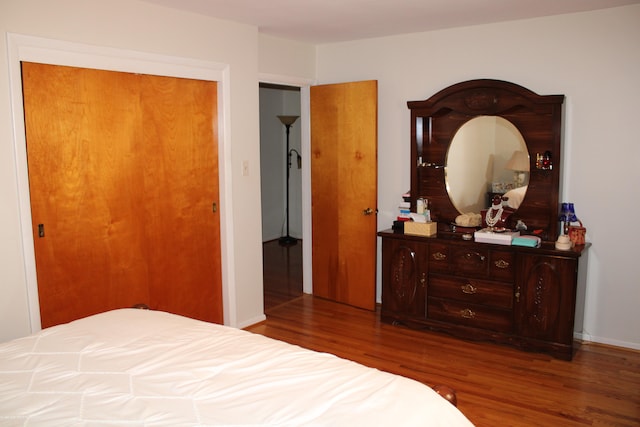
{"left": 423, "top": 199, "right": 431, "bottom": 222}
{"left": 542, "top": 151, "right": 552, "bottom": 170}
{"left": 416, "top": 198, "right": 424, "bottom": 214}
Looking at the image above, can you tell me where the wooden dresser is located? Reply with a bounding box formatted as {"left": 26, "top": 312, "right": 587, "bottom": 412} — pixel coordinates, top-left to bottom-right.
{"left": 379, "top": 230, "right": 588, "bottom": 360}
{"left": 379, "top": 79, "right": 589, "bottom": 360}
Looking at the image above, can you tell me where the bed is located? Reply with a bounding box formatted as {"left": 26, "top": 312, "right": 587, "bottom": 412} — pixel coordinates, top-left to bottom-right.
{"left": 0, "top": 308, "right": 473, "bottom": 426}
{"left": 503, "top": 185, "right": 527, "bottom": 210}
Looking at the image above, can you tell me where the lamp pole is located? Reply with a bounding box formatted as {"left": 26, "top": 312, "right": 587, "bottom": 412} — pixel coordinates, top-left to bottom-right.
{"left": 277, "top": 115, "right": 299, "bottom": 246}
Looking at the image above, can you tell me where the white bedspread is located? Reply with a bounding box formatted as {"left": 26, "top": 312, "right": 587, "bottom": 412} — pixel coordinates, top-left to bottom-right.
{"left": 0, "top": 309, "right": 473, "bottom": 426}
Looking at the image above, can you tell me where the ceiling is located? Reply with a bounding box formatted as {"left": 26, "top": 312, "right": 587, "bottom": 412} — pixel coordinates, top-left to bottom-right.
{"left": 140, "top": 0, "right": 639, "bottom": 44}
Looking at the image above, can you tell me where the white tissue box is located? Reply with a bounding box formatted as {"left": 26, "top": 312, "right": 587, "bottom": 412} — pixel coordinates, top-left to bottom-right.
{"left": 474, "top": 229, "right": 519, "bottom": 245}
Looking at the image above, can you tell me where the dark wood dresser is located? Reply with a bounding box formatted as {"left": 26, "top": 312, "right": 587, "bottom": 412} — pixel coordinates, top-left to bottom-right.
{"left": 380, "top": 79, "right": 590, "bottom": 360}
{"left": 379, "top": 230, "right": 588, "bottom": 360}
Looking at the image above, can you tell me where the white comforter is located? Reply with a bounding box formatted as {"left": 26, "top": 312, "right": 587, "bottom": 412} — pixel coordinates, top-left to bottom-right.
{"left": 0, "top": 309, "right": 473, "bottom": 426}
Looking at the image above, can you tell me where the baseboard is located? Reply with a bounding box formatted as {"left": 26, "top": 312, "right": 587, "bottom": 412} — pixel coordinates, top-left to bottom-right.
{"left": 574, "top": 331, "right": 640, "bottom": 352}
{"left": 237, "top": 314, "right": 267, "bottom": 329}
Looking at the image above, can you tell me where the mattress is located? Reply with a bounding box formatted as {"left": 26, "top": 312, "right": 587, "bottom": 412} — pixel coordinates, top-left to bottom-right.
{"left": 0, "top": 309, "right": 473, "bottom": 426}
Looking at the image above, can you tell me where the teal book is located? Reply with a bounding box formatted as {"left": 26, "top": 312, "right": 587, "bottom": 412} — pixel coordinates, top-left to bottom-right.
{"left": 512, "top": 236, "right": 541, "bottom": 248}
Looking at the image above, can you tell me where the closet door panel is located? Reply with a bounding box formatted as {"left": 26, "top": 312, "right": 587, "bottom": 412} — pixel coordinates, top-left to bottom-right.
{"left": 23, "top": 63, "right": 149, "bottom": 327}
{"left": 140, "top": 74, "right": 221, "bottom": 322}
{"left": 22, "top": 63, "right": 222, "bottom": 328}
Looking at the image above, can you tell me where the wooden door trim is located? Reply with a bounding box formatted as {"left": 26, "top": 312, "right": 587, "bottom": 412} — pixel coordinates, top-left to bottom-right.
{"left": 7, "top": 33, "right": 237, "bottom": 331}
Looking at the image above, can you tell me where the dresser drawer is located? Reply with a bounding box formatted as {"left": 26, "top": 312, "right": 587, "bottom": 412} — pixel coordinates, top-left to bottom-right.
{"left": 450, "top": 246, "right": 489, "bottom": 277}
{"left": 428, "top": 297, "right": 512, "bottom": 332}
{"left": 429, "top": 243, "right": 491, "bottom": 276}
{"left": 429, "top": 275, "right": 513, "bottom": 309}
{"left": 489, "top": 250, "right": 515, "bottom": 282}
{"left": 428, "top": 243, "right": 450, "bottom": 273}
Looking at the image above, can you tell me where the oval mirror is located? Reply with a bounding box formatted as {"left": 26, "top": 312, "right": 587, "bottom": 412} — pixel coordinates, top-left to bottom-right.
{"left": 445, "top": 116, "right": 528, "bottom": 214}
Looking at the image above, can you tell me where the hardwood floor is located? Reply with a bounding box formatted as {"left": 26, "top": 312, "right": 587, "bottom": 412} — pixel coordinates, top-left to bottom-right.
{"left": 246, "top": 295, "right": 640, "bottom": 427}
{"left": 262, "top": 239, "right": 303, "bottom": 311}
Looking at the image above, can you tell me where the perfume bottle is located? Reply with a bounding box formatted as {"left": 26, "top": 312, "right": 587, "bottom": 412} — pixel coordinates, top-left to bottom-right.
{"left": 542, "top": 151, "right": 552, "bottom": 170}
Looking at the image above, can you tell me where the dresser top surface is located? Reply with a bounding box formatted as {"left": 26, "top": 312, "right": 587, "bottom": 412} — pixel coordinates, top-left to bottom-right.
{"left": 378, "top": 229, "right": 590, "bottom": 258}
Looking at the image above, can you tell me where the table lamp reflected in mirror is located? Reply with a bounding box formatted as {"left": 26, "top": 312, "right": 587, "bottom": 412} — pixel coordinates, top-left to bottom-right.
{"left": 505, "top": 150, "right": 529, "bottom": 188}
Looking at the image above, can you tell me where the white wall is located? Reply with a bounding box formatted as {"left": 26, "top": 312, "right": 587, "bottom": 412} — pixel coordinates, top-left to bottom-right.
{"left": 0, "top": 0, "right": 272, "bottom": 341}
{"left": 258, "top": 35, "right": 317, "bottom": 82}
{"left": 260, "top": 88, "right": 286, "bottom": 241}
{"left": 315, "top": 5, "right": 640, "bottom": 350}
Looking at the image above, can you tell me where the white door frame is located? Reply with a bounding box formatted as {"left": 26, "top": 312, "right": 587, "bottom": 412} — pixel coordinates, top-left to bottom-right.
{"left": 7, "top": 33, "right": 237, "bottom": 331}
{"left": 259, "top": 73, "right": 314, "bottom": 294}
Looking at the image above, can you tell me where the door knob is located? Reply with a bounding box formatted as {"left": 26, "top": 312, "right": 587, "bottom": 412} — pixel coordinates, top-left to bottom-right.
{"left": 362, "top": 207, "right": 377, "bottom": 216}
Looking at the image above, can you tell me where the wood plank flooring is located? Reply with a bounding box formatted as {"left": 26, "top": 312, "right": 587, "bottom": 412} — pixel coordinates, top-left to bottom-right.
{"left": 258, "top": 240, "right": 639, "bottom": 426}
{"left": 263, "top": 240, "right": 303, "bottom": 310}
{"left": 247, "top": 295, "right": 640, "bottom": 426}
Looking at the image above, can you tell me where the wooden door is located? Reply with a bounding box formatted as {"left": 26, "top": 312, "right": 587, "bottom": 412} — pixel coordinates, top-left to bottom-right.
{"left": 22, "top": 62, "right": 222, "bottom": 327}
{"left": 310, "top": 80, "right": 378, "bottom": 310}
{"left": 380, "top": 237, "right": 427, "bottom": 318}
{"left": 516, "top": 254, "right": 578, "bottom": 344}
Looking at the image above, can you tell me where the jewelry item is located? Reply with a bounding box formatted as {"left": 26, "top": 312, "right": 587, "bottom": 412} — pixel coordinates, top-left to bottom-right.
{"left": 485, "top": 204, "right": 504, "bottom": 229}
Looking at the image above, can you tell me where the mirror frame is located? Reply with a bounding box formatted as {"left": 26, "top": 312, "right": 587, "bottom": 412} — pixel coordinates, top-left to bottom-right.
{"left": 408, "top": 79, "right": 564, "bottom": 240}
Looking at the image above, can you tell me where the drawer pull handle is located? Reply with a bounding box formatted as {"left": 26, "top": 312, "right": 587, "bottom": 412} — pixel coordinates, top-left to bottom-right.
{"left": 432, "top": 252, "right": 446, "bottom": 261}
{"left": 460, "top": 309, "right": 476, "bottom": 319}
{"left": 420, "top": 273, "right": 426, "bottom": 287}
{"left": 494, "top": 259, "right": 510, "bottom": 269}
{"left": 461, "top": 284, "right": 477, "bottom": 294}
{"left": 465, "top": 252, "right": 485, "bottom": 262}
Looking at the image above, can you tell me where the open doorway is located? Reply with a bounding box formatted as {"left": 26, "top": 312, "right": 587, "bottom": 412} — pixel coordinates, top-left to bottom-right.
{"left": 259, "top": 83, "right": 303, "bottom": 311}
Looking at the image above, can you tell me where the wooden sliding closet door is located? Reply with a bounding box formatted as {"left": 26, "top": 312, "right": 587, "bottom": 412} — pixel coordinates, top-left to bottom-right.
{"left": 139, "top": 73, "right": 221, "bottom": 324}
{"left": 22, "top": 63, "right": 222, "bottom": 328}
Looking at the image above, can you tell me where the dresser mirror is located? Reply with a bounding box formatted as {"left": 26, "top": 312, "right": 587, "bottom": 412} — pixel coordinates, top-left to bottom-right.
{"left": 446, "top": 115, "right": 528, "bottom": 214}
{"left": 408, "top": 79, "right": 564, "bottom": 240}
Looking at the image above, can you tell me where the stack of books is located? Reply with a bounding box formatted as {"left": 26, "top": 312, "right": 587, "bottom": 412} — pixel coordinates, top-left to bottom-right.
{"left": 397, "top": 191, "right": 411, "bottom": 221}
{"left": 398, "top": 200, "right": 411, "bottom": 221}
{"left": 392, "top": 192, "right": 412, "bottom": 232}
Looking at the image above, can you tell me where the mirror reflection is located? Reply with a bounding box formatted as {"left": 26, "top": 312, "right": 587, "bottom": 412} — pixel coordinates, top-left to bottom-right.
{"left": 445, "top": 116, "right": 528, "bottom": 214}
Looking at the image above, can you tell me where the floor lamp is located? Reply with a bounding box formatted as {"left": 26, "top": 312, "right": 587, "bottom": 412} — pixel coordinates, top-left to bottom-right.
{"left": 277, "top": 115, "right": 300, "bottom": 246}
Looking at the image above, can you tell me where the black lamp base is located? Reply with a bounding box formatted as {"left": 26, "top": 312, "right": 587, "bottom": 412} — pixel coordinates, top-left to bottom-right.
{"left": 278, "top": 235, "right": 298, "bottom": 246}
